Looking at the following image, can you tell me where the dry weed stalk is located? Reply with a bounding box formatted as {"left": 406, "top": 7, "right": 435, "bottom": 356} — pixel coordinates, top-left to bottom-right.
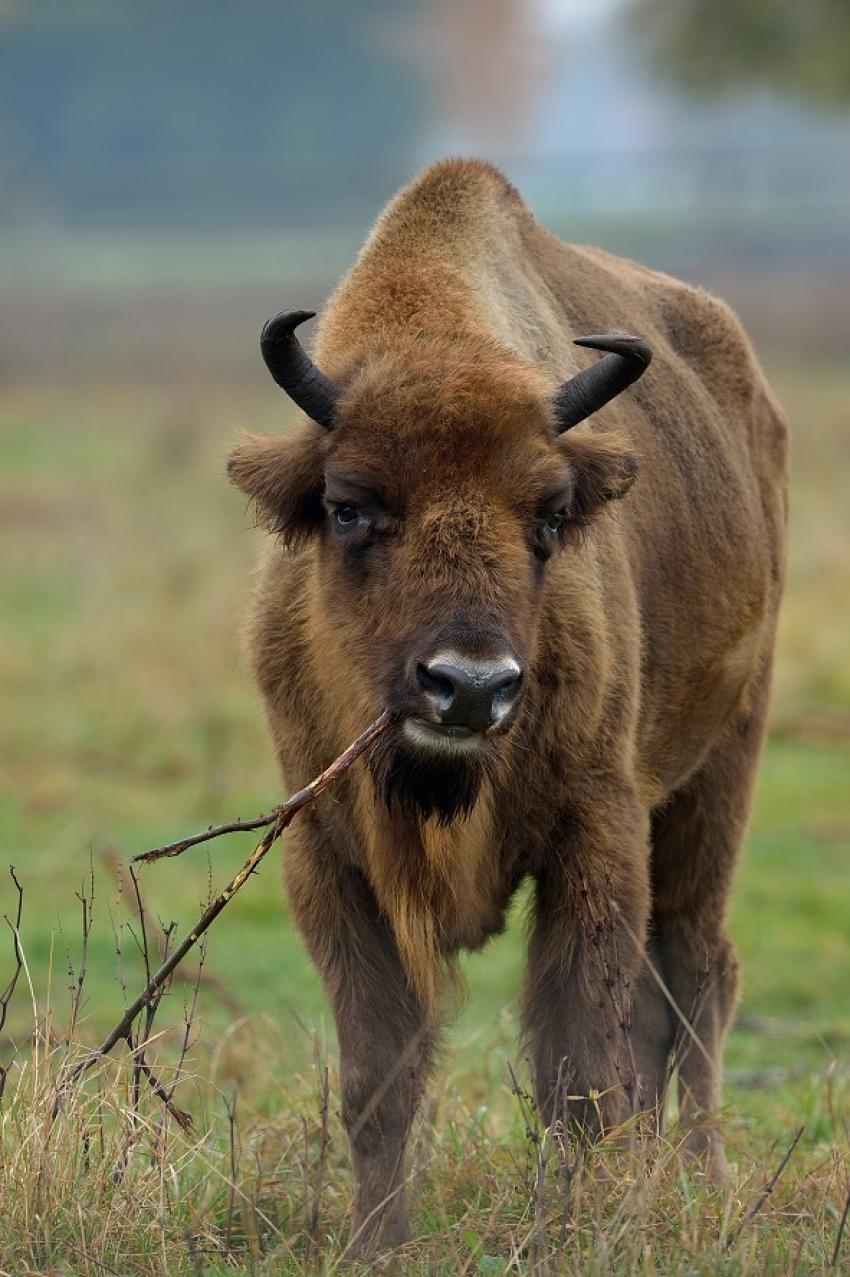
{"left": 507, "top": 1061, "right": 551, "bottom": 1274}
{"left": 102, "top": 845, "right": 244, "bottom": 1018}
{"left": 0, "top": 866, "right": 24, "bottom": 1103}
{"left": 51, "top": 711, "right": 392, "bottom": 1121}
{"left": 303, "top": 1061, "right": 332, "bottom": 1269}
{"left": 833, "top": 1175, "right": 850, "bottom": 1268}
{"left": 726, "top": 1124, "right": 805, "bottom": 1249}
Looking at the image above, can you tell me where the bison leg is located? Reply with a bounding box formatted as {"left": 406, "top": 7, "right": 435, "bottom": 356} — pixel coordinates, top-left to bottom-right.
{"left": 651, "top": 694, "right": 770, "bottom": 1180}
{"left": 286, "top": 845, "right": 433, "bottom": 1256}
{"left": 522, "top": 787, "right": 651, "bottom": 1140}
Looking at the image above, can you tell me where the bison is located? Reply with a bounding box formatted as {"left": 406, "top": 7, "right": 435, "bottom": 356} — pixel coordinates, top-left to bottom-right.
{"left": 228, "top": 158, "right": 787, "bottom": 1254}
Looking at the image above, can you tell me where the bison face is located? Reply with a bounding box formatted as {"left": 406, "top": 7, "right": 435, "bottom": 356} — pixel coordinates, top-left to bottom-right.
{"left": 229, "top": 336, "right": 640, "bottom": 823}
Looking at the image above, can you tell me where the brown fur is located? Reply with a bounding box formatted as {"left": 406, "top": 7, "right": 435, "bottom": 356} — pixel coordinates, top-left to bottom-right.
{"left": 228, "top": 159, "right": 788, "bottom": 1254}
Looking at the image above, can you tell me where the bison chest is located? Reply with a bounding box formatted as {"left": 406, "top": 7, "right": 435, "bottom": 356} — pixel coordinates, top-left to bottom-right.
{"left": 361, "top": 792, "right": 516, "bottom": 960}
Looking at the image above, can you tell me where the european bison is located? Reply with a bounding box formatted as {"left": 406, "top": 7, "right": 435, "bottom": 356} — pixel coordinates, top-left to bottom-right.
{"left": 228, "top": 158, "right": 787, "bottom": 1254}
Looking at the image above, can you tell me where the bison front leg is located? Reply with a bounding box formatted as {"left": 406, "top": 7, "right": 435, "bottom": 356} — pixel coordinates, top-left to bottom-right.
{"left": 286, "top": 842, "right": 433, "bottom": 1257}
{"left": 339, "top": 995, "right": 431, "bottom": 1258}
{"left": 522, "top": 794, "right": 651, "bottom": 1139}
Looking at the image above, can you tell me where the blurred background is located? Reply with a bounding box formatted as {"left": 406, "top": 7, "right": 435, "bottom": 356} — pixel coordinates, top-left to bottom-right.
{"left": 0, "top": 0, "right": 848, "bottom": 1091}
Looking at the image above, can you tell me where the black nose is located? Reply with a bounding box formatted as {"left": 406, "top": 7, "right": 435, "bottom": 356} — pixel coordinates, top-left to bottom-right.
{"left": 416, "top": 654, "right": 524, "bottom": 734}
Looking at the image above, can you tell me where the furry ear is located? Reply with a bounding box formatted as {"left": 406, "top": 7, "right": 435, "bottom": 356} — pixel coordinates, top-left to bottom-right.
{"left": 226, "top": 431, "right": 325, "bottom": 544}
{"left": 558, "top": 431, "right": 639, "bottom": 529}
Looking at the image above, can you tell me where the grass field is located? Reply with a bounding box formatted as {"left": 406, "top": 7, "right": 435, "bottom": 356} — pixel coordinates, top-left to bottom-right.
{"left": 1, "top": 338, "right": 848, "bottom": 1273}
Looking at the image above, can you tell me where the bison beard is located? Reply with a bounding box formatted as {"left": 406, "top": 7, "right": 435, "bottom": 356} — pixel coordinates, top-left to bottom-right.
{"left": 368, "top": 729, "right": 498, "bottom": 825}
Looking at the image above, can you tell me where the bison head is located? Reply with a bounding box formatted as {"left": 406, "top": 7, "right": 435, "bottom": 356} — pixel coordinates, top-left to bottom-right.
{"left": 229, "top": 312, "right": 650, "bottom": 823}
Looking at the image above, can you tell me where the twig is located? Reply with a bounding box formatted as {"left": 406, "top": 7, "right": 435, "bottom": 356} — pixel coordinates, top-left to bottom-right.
{"left": 132, "top": 814, "right": 284, "bottom": 865}
{"left": 52, "top": 711, "right": 392, "bottom": 1117}
{"left": 725, "top": 1125, "right": 805, "bottom": 1249}
{"left": 127, "top": 862, "right": 204, "bottom": 1124}
{"left": 68, "top": 863, "right": 94, "bottom": 1040}
{"left": 832, "top": 1176, "right": 850, "bottom": 1268}
{"left": 127, "top": 864, "right": 161, "bottom": 1124}
{"left": 123, "top": 1034, "right": 192, "bottom": 1131}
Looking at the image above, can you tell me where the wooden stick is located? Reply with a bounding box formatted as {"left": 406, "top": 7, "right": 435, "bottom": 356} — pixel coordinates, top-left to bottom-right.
{"left": 53, "top": 711, "right": 391, "bottom": 1115}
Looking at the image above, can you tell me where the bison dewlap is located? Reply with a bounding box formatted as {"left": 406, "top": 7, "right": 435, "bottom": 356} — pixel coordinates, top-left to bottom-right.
{"left": 227, "top": 158, "right": 788, "bottom": 1256}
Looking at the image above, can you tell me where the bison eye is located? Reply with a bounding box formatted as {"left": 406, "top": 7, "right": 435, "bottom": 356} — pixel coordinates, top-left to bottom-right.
{"left": 534, "top": 507, "right": 568, "bottom": 561}
{"left": 333, "top": 504, "right": 361, "bottom": 530}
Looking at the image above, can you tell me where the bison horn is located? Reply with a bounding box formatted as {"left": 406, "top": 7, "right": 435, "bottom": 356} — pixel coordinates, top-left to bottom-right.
{"left": 553, "top": 333, "right": 652, "bottom": 433}
{"left": 260, "top": 310, "right": 341, "bottom": 430}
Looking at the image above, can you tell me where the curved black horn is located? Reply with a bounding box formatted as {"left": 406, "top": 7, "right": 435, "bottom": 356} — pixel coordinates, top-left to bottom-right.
{"left": 260, "top": 309, "right": 341, "bottom": 430}
{"left": 553, "top": 333, "right": 652, "bottom": 433}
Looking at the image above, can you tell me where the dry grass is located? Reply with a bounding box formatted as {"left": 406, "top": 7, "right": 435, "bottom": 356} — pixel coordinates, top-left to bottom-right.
{"left": 0, "top": 278, "right": 848, "bottom": 1273}
{"left": 2, "top": 1013, "right": 848, "bottom": 1275}
{"left": 1, "top": 860, "right": 848, "bottom": 1276}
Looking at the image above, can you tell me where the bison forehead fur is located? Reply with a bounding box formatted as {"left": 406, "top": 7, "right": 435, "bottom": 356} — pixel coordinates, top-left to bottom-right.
{"left": 228, "top": 157, "right": 788, "bottom": 1257}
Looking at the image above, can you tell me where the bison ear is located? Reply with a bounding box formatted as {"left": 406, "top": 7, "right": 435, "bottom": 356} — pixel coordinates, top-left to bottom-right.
{"left": 226, "top": 431, "right": 325, "bottom": 544}
{"left": 558, "top": 431, "right": 639, "bottom": 526}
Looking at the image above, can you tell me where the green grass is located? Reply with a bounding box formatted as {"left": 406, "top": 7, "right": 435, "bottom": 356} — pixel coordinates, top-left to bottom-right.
{"left": 0, "top": 353, "right": 848, "bottom": 1273}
